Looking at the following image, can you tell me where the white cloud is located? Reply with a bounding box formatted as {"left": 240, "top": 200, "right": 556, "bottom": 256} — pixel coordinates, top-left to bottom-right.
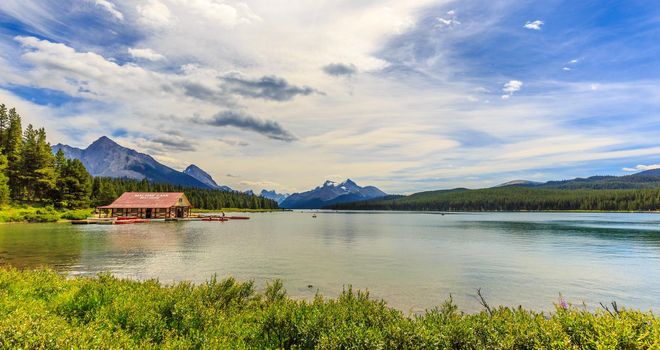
{"left": 239, "top": 180, "right": 292, "bottom": 193}
{"left": 622, "top": 164, "right": 660, "bottom": 172}
{"left": 173, "top": 0, "right": 260, "bottom": 26}
{"left": 563, "top": 67, "right": 571, "bottom": 71}
{"left": 94, "top": 0, "right": 124, "bottom": 20}
{"left": 137, "top": 0, "right": 172, "bottom": 26}
{"left": 435, "top": 9, "right": 461, "bottom": 28}
{"left": 523, "top": 20, "right": 543, "bottom": 30}
{"left": 501, "top": 80, "right": 522, "bottom": 99}
{"left": 128, "top": 47, "right": 165, "bottom": 61}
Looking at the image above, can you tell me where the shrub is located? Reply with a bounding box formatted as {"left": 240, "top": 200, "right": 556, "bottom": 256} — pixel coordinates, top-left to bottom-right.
{"left": 0, "top": 268, "right": 657, "bottom": 349}
{"left": 0, "top": 206, "right": 92, "bottom": 222}
{"left": 59, "top": 209, "right": 93, "bottom": 220}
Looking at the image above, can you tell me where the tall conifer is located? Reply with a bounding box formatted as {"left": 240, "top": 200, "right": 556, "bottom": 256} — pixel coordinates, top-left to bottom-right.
{"left": 0, "top": 104, "right": 7, "bottom": 150}
{"left": 6, "top": 108, "right": 23, "bottom": 200}
{"left": 0, "top": 154, "right": 9, "bottom": 205}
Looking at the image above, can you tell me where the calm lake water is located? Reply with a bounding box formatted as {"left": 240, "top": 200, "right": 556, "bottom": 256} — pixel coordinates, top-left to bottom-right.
{"left": 0, "top": 211, "right": 658, "bottom": 313}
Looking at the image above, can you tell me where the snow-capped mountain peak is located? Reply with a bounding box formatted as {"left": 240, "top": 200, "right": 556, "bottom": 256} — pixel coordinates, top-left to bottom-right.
{"left": 322, "top": 180, "right": 338, "bottom": 188}
{"left": 280, "top": 179, "right": 387, "bottom": 209}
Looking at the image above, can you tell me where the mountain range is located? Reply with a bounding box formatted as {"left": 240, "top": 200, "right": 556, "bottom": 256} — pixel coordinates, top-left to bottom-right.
{"left": 183, "top": 164, "right": 233, "bottom": 191}
{"left": 260, "top": 190, "right": 290, "bottom": 204}
{"left": 51, "top": 136, "right": 388, "bottom": 209}
{"left": 52, "top": 136, "right": 231, "bottom": 190}
{"left": 280, "top": 179, "right": 387, "bottom": 209}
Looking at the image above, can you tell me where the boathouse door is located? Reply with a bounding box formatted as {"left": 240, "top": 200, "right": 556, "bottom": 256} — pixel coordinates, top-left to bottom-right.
{"left": 146, "top": 208, "right": 153, "bottom": 219}
{"left": 176, "top": 207, "right": 184, "bottom": 218}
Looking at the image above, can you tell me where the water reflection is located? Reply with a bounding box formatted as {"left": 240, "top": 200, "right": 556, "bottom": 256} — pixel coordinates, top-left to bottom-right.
{"left": 0, "top": 224, "right": 82, "bottom": 270}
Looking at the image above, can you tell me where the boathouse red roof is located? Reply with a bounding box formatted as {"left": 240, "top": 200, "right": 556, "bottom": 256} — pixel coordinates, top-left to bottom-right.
{"left": 98, "top": 192, "right": 190, "bottom": 209}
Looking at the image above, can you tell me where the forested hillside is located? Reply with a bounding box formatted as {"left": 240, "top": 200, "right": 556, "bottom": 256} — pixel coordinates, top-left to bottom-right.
{"left": 515, "top": 172, "right": 660, "bottom": 190}
{"left": 0, "top": 103, "right": 277, "bottom": 210}
{"left": 327, "top": 187, "right": 660, "bottom": 211}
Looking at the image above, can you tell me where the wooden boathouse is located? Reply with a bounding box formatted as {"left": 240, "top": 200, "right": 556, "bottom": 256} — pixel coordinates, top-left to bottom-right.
{"left": 97, "top": 192, "right": 192, "bottom": 219}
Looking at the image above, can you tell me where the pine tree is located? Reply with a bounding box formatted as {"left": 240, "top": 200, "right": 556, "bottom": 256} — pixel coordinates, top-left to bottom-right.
{"left": 54, "top": 148, "right": 66, "bottom": 174}
{"left": 20, "top": 125, "right": 56, "bottom": 202}
{"left": 0, "top": 104, "right": 7, "bottom": 150}
{"left": 6, "top": 108, "right": 23, "bottom": 200}
{"left": 20, "top": 124, "right": 38, "bottom": 201}
{"left": 34, "top": 127, "right": 56, "bottom": 201}
{"left": 53, "top": 148, "right": 67, "bottom": 206}
{"left": 56, "top": 158, "right": 92, "bottom": 209}
{"left": 0, "top": 154, "right": 9, "bottom": 205}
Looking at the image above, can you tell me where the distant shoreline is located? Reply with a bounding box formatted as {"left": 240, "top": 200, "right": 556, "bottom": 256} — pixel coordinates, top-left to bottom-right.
{"left": 191, "top": 208, "right": 291, "bottom": 213}
{"left": 319, "top": 209, "right": 660, "bottom": 214}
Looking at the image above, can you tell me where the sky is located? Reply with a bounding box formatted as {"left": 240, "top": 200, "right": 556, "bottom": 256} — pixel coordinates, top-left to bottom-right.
{"left": 0, "top": 0, "right": 659, "bottom": 194}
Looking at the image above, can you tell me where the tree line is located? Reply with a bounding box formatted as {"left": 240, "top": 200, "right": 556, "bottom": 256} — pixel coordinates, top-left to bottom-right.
{"left": 327, "top": 187, "right": 660, "bottom": 211}
{"left": 0, "top": 103, "right": 278, "bottom": 210}
{"left": 91, "top": 177, "right": 278, "bottom": 209}
{"left": 0, "top": 103, "right": 91, "bottom": 208}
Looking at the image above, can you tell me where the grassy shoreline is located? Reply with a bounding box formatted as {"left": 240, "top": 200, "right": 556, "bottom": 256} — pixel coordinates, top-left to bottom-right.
{"left": 0, "top": 268, "right": 657, "bottom": 349}
{"left": 0, "top": 206, "right": 287, "bottom": 223}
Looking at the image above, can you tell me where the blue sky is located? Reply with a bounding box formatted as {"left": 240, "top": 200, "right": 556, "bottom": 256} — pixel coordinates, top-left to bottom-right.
{"left": 0, "top": 0, "right": 658, "bottom": 193}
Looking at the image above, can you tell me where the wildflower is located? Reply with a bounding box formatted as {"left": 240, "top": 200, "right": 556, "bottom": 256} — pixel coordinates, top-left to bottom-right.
{"left": 559, "top": 294, "right": 568, "bottom": 309}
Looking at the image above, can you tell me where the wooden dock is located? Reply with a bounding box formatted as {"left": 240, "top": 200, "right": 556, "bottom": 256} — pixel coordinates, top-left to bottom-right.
{"left": 71, "top": 216, "right": 248, "bottom": 225}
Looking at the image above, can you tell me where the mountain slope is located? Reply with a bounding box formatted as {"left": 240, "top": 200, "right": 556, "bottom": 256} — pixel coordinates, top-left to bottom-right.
{"left": 184, "top": 164, "right": 233, "bottom": 191}
{"left": 52, "top": 136, "right": 212, "bottom": 189}
{"left": 495, "top": 180, "right": 541, "bottom": 187}
{"left": 260, "top": 190, "right": 289, "bottom": 204}
{"left": 630, "top": 168, "right": 660, "bottom": 177}
{"left": 496, "top": 170, "right": 660, "bottom": 190}
{"left": 280, "top": 179, "right": 386, "bottom": 209}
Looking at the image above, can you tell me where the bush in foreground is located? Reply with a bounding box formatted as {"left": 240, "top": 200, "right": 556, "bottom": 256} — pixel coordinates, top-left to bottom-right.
{"left": 0, "top": 268, "right": 657, "bottom": 349}
{"left": 0, "top": 206, "right": 93, "bottom": 222}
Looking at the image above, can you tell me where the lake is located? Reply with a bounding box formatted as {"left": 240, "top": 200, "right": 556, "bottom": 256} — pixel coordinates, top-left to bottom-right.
{"left": 0, "top": 211, "right": 658, "bottom": 313}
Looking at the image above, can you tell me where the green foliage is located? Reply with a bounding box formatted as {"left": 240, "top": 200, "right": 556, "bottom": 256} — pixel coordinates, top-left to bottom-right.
{"left": 0, "top": 206, "right": 93, "bottom": 222}
{"left": 91, "top": 177, "right": 279, "bottom": 210}
{"left": 0, "top": 104, "right": 7, "bottom": 147}
{"left": 5, "top": 107, "right": 23, "bottom": 201}
{"left": 0, "top": 206, "right": 61, "bottom": 223}
{"left": 330, "top": 187, "right": 660, "bottom": 211}
{"left": 19, "top": 125, "right": 57, "bottom": 202}
{"left": 0, "top": 268, "right": 657, "bottom": 349}
{"left": 54, "top": 155, "right": 92, "bottom": 209}
{"left": 0, "top": 154, "right": 9, "bottom": 205}
{"left": 0, "top": 104, "right": 67, "bottom": 207}
{"left": 59, "top": 208, "right": 94, "bottom": 220}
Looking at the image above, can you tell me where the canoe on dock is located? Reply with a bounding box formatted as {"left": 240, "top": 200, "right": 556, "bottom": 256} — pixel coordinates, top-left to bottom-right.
{"left": 202, "top": 217, "right": 228, "bottom": 222}
{"left": 114, "top": 219, "right": 150, "bottom": 224}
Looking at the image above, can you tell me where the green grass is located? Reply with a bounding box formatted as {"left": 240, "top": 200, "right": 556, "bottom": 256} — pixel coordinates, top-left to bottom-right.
{"left": 0, "top": 206, "right": 93, "bottom": 223}
{"left": 0, "top": 268, "right": 657, "bottom": 349}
